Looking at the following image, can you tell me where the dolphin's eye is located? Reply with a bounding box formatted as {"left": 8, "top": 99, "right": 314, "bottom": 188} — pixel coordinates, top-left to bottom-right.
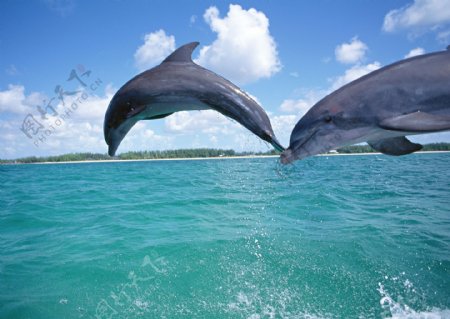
{"left": 324, "top": 115, "right": 332, "bottom": 123}
{"left": 126, "top": 102, "right": 134, "bottom": 112}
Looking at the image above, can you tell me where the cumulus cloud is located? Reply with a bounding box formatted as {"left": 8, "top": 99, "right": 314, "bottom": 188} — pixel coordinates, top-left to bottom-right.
{"left": 165, "top": 110, "right": 239, "bottom": 135}
{"left": 163, "top": 109, "right": 277, "bottom": 152}
{"left": 335, "top": 37, "right": 368, "bottom": 64}
{"left": 404, "top": 47, "right": 426, "bottom": 58}
{"left": 279, "top": 90, "right": 324, "bottom": 116}
{"left": 383, "top": 0, "right": 450, "bottom": 33}
{"left": 330, "top": 62, "right": 381, "bottom": 90}
{"left": 134, "top": 29, "right": 176, "bottom": 71}
{"left": 0, "top": 84, "right": 46, "bottom": 115}
{"left": 0, "top": 83, "right": 159, "bottom": 158}
{"left": 196, "top": 4, "right": 281, "bottom": 85}
{"left": 279, "top": 99, "right": 310, "bottom": 114}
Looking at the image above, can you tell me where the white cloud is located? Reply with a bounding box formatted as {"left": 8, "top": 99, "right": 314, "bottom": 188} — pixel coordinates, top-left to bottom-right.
{"left": 335, "top": 37, "right": 368, "bottom": 64}
{"left": 134, "top": 29, "right": 176, "bottom": 71}
{"left": 410, "top": 131, "right": 450, "bottom": 144}
{"left": 277, "top": 37, "right": 379, "bottom": 138}
{"left": 0, "top": 84, "right": 117, "bottom": 158}
{"left": 0, "top": 84, "right": 46, "bottom": 115}
{"left": 383, "top": 0, "right": 450, "bottom": 32}
{"left": 279, "top": 99, "right": 309, "bottom": 114}
{"left": 330, "top": 62, "right": 382, "bottom": 90}
{"left": 279, "top": 90, "right": 324, "bottom": 117}
{"left": 196, "top": 4, "right": 281, "bottom": 85}
{"left": 404, "top": 47, "right": 425, "bottom": 58}
{"left": 163, "top": 109, "right": 276, "bottom": 152}
{"left": 270, "top": 114, "right": 298, "bottom": 146}
{"left": 0, "top": 85, "right": 27, "bottom": 113}
{"left": 165, "top": 110, "right": 238, "bottom": 135}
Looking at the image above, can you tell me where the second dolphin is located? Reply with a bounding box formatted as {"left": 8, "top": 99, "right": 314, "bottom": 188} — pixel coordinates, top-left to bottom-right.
{"left": 281, "top": 46, "right": 450, "bottom": 164}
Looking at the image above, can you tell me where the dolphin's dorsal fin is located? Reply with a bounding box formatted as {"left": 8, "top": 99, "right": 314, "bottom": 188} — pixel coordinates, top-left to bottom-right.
{"left": 368, "top": 137, "right": 422, "bottom": 156}
{"left": 163, "top": 42, "right": 199, "bottom": 63}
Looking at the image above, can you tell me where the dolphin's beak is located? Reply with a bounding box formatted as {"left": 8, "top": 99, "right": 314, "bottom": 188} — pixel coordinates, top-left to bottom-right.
{"left": 280, "top": 148, "right": 295, "bottom": 164}
{"left": 280, "top": 119, "right": 318, "bottom": 164}
{"left": 270, "top": 136, "right": 285, "bottom": 152}
{"left": 280, "top": 137, "right": 313, "bottom": 164}
{"left": 104, "top": 117, "right": 138, "bottom": 156}
{"left": 106, "top": 130, "right": 120, "bottom": 157}
{"left": 280, "top": 119, "right": 367, "bottom": 164}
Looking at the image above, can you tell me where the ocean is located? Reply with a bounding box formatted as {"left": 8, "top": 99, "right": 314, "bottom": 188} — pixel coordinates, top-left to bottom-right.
{"left": 1, "top": 153, "right": 449, "bottom": 319}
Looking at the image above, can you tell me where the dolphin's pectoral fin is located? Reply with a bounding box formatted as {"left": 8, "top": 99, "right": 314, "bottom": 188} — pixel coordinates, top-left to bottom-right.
{"left": 368, "top": 137, "right": 422, "bottom": 156}
{"left": 379, "top": 111, "right": 450, "bottom": 132}
{"left": 143, "top": 112, "right": 174, "bottom": 120}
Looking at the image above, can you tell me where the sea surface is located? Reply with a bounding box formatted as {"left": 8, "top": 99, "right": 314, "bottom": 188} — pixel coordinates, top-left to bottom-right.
{"left": 1, "top": 153, "right": 449, "bottom": 319}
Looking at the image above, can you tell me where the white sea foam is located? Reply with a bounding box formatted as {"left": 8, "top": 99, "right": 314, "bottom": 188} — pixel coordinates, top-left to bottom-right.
{"left": 378, "top": 283, "right": 450, "bottom": 319}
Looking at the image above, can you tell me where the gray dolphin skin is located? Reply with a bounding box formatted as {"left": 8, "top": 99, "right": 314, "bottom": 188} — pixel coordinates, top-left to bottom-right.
{"left": 104, "top": 42, "right": 284, "bottom": 156}
{"left": 281, "top": 46, "right": 450, "bottom": 164}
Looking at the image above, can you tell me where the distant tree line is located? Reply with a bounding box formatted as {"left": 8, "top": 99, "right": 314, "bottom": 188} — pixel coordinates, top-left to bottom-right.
{"left": 117, "top": 148, "right": 236, "bottom": 159}
{"left": 1, "top": 143, "right": 449, "bottom": 164}
{"left": 0, "top": 148, "right": 278, "bottom": 164}
{"left": 421, "top": 143, "right": 450, "bottom": 151}
{"left": 336, "top": 145, "right": 377, "bottom": 153}
{"left": 0, "top": 152, "right": 111, "bottom": 164}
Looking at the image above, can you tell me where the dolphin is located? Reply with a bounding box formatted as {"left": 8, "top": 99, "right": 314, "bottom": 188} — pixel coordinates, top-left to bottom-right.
{"left": 104, "top": 42, "right": 284, "bottom": 156}
{"left": 281, "top": 46, "right": 450, "bottom": 164}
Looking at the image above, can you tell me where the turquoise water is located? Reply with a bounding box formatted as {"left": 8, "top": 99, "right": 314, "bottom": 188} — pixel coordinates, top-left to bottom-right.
{"left": 1, "top": 154, "right": 449, "bottom": 319}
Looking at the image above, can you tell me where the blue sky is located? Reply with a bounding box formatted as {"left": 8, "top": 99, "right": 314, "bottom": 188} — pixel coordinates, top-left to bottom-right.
{"left": 1, "top": 0, "right": 450, "bottom": 158}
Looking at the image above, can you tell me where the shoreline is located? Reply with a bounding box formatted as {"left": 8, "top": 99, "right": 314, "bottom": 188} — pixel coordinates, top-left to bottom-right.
{"left": 3, "top": 150, "right": 449, "bottom": 165}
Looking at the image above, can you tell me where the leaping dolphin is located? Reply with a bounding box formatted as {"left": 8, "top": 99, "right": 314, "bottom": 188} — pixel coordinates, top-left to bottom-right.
{"left": 281, "top": 46, "right": 450, "bottom": 164}
{"left": 104, "top": 42, "right": 284, "bottom": 156}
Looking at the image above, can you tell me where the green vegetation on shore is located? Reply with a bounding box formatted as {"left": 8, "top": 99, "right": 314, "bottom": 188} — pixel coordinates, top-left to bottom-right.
{"left": 1, "top": 143, "right": 449, "bottom": 164}
{"left": 0, "top": 148, "right": 279, "bottom": 164}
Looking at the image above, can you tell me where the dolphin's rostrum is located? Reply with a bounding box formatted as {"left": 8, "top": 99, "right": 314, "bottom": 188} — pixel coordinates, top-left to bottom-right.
{"left": 104, "top": 42, "right": 283, "bottom": 156}
{"left": 281, "top": 46, "right": 450, "bottom": 164}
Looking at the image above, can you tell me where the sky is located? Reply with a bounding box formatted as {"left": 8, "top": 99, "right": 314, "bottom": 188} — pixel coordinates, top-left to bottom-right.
{"left": 1, "top": 0, "right": 450, "bottom": 159}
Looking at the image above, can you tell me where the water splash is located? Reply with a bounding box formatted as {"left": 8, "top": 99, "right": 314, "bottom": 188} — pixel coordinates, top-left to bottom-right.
{"left": 378, "top": 283, "right": 450, "bottom": 319}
